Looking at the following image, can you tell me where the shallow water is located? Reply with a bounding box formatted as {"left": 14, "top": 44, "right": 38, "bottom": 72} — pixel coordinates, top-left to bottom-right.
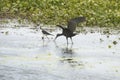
{"left": 0, "top": 26, "right": 120, "bottom": 80}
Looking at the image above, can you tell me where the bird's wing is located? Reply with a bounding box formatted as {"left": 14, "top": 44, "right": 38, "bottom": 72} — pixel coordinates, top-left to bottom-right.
{"left": 42, "top": 30, "right": 53, "bottom": 35}
{"left": 67, "top": 17, "right": 86, "bottom": 32}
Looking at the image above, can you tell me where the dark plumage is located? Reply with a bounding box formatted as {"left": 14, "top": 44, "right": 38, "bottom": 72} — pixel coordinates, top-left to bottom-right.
{"left": 40, "top": 27, "right": 53, "bottom": 36}
{"left": 40, "top": 27, "right": 53, "bottom": 39}
{"left": 36, "top": 24, "right": 53, "bottom": 39}
{"left": 54, "top": 17, "right": 86, "bottom": 44}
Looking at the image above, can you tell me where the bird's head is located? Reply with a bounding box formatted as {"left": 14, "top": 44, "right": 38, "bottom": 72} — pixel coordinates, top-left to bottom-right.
{"left": 40, "top": 26, "right": 42, "bottom": 29}
{"left": 35, "top": 23, "right": 42, "bottom": 30}
{"left": 56, "top": 25, "right": 62, "bottom": 27}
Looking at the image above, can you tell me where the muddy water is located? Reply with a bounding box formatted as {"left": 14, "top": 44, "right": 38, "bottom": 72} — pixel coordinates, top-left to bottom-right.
{"left": 0, "top": 26, "right": 120, "bottom": 80}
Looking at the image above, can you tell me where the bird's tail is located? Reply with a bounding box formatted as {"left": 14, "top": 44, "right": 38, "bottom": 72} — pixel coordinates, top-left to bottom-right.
{"left": 56, "top": 25, "right": 64, "bottom": 30}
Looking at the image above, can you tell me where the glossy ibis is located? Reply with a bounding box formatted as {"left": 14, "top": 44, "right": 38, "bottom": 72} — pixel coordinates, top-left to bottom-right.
{"left": 54, "top": 16, "right": 86, "bottom": 44}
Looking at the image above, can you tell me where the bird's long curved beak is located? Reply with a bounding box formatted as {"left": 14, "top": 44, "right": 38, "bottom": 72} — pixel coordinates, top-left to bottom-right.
{"left": 54, "top": 36, "right": 57, "bottom": 41}
{"left": 54, "top": 34, "right": 59, "bottom": 41}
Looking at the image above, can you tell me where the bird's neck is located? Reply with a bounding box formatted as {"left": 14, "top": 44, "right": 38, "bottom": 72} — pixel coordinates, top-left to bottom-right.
{"left": 58, "top": 33, "right": 63, "bottom": 36}
{"left": 57, "top": 25, "right": 64, "bottom": 30}
{"left": 55, "top": 33, "right": 63, "bottom": 40}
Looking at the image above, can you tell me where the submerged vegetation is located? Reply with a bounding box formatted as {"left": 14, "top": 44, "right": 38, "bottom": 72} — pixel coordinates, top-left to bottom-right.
{"left": 0, "top": 0, "right": 120, "bottom": 27}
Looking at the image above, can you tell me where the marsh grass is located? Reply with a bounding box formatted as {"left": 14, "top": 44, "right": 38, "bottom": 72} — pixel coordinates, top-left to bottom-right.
{"left": 0, "top": 0, "right": 120, "bottom": 27}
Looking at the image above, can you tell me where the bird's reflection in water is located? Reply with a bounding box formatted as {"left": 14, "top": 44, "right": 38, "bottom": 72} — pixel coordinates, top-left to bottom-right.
{"left": 60, "top": 46, "right": 80, "bottom": 67}
{"left": 54, "top": 42, "right": 84, "bottom": 68}
{"left": 41, "top": 38, "right": 50, "bottom": 47}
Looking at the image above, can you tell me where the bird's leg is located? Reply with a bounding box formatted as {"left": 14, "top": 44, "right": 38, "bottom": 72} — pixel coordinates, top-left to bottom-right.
{"left": 42, "top": 35, "right": 44, "bottom": 40}
{"left": 70, "top": 37, "right": 73, "bottom": 44}
{"left": 67, "top": 42, "right": 68, "bottom": 49}
{"left": 45, "top": 35, "right": 49, "bottom": 39}
{"left": 70, "top": 42, "right": 73, "bottom": 49}
{"left": 66, "top": 37, "right": 68, "bottom": 45}
{"left": 54, "top": 35, "right": 57, "bottom": 41}
{"left": 42, "top": 39, "right": 45, "bottom": 47}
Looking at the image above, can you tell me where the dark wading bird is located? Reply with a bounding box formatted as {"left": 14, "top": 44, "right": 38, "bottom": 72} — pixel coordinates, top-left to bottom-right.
{"left": 54, "top": 16, "right": 86, "bottom": 44}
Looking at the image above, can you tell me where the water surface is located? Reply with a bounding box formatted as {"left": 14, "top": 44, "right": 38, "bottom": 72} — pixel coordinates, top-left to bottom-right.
{"left": 0, "top": 25, "right": 120, "bottom": 80}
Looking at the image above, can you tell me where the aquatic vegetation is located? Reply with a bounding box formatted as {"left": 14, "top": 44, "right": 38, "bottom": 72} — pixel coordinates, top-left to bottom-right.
{"left": 108, "top": 45, "right": 112, "bottom": 48}
{"left": 113, "top": 41, "right": 118, "bottom": 45}
{"left": 0, "top": 0, "right": 120, "bottom": 27}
